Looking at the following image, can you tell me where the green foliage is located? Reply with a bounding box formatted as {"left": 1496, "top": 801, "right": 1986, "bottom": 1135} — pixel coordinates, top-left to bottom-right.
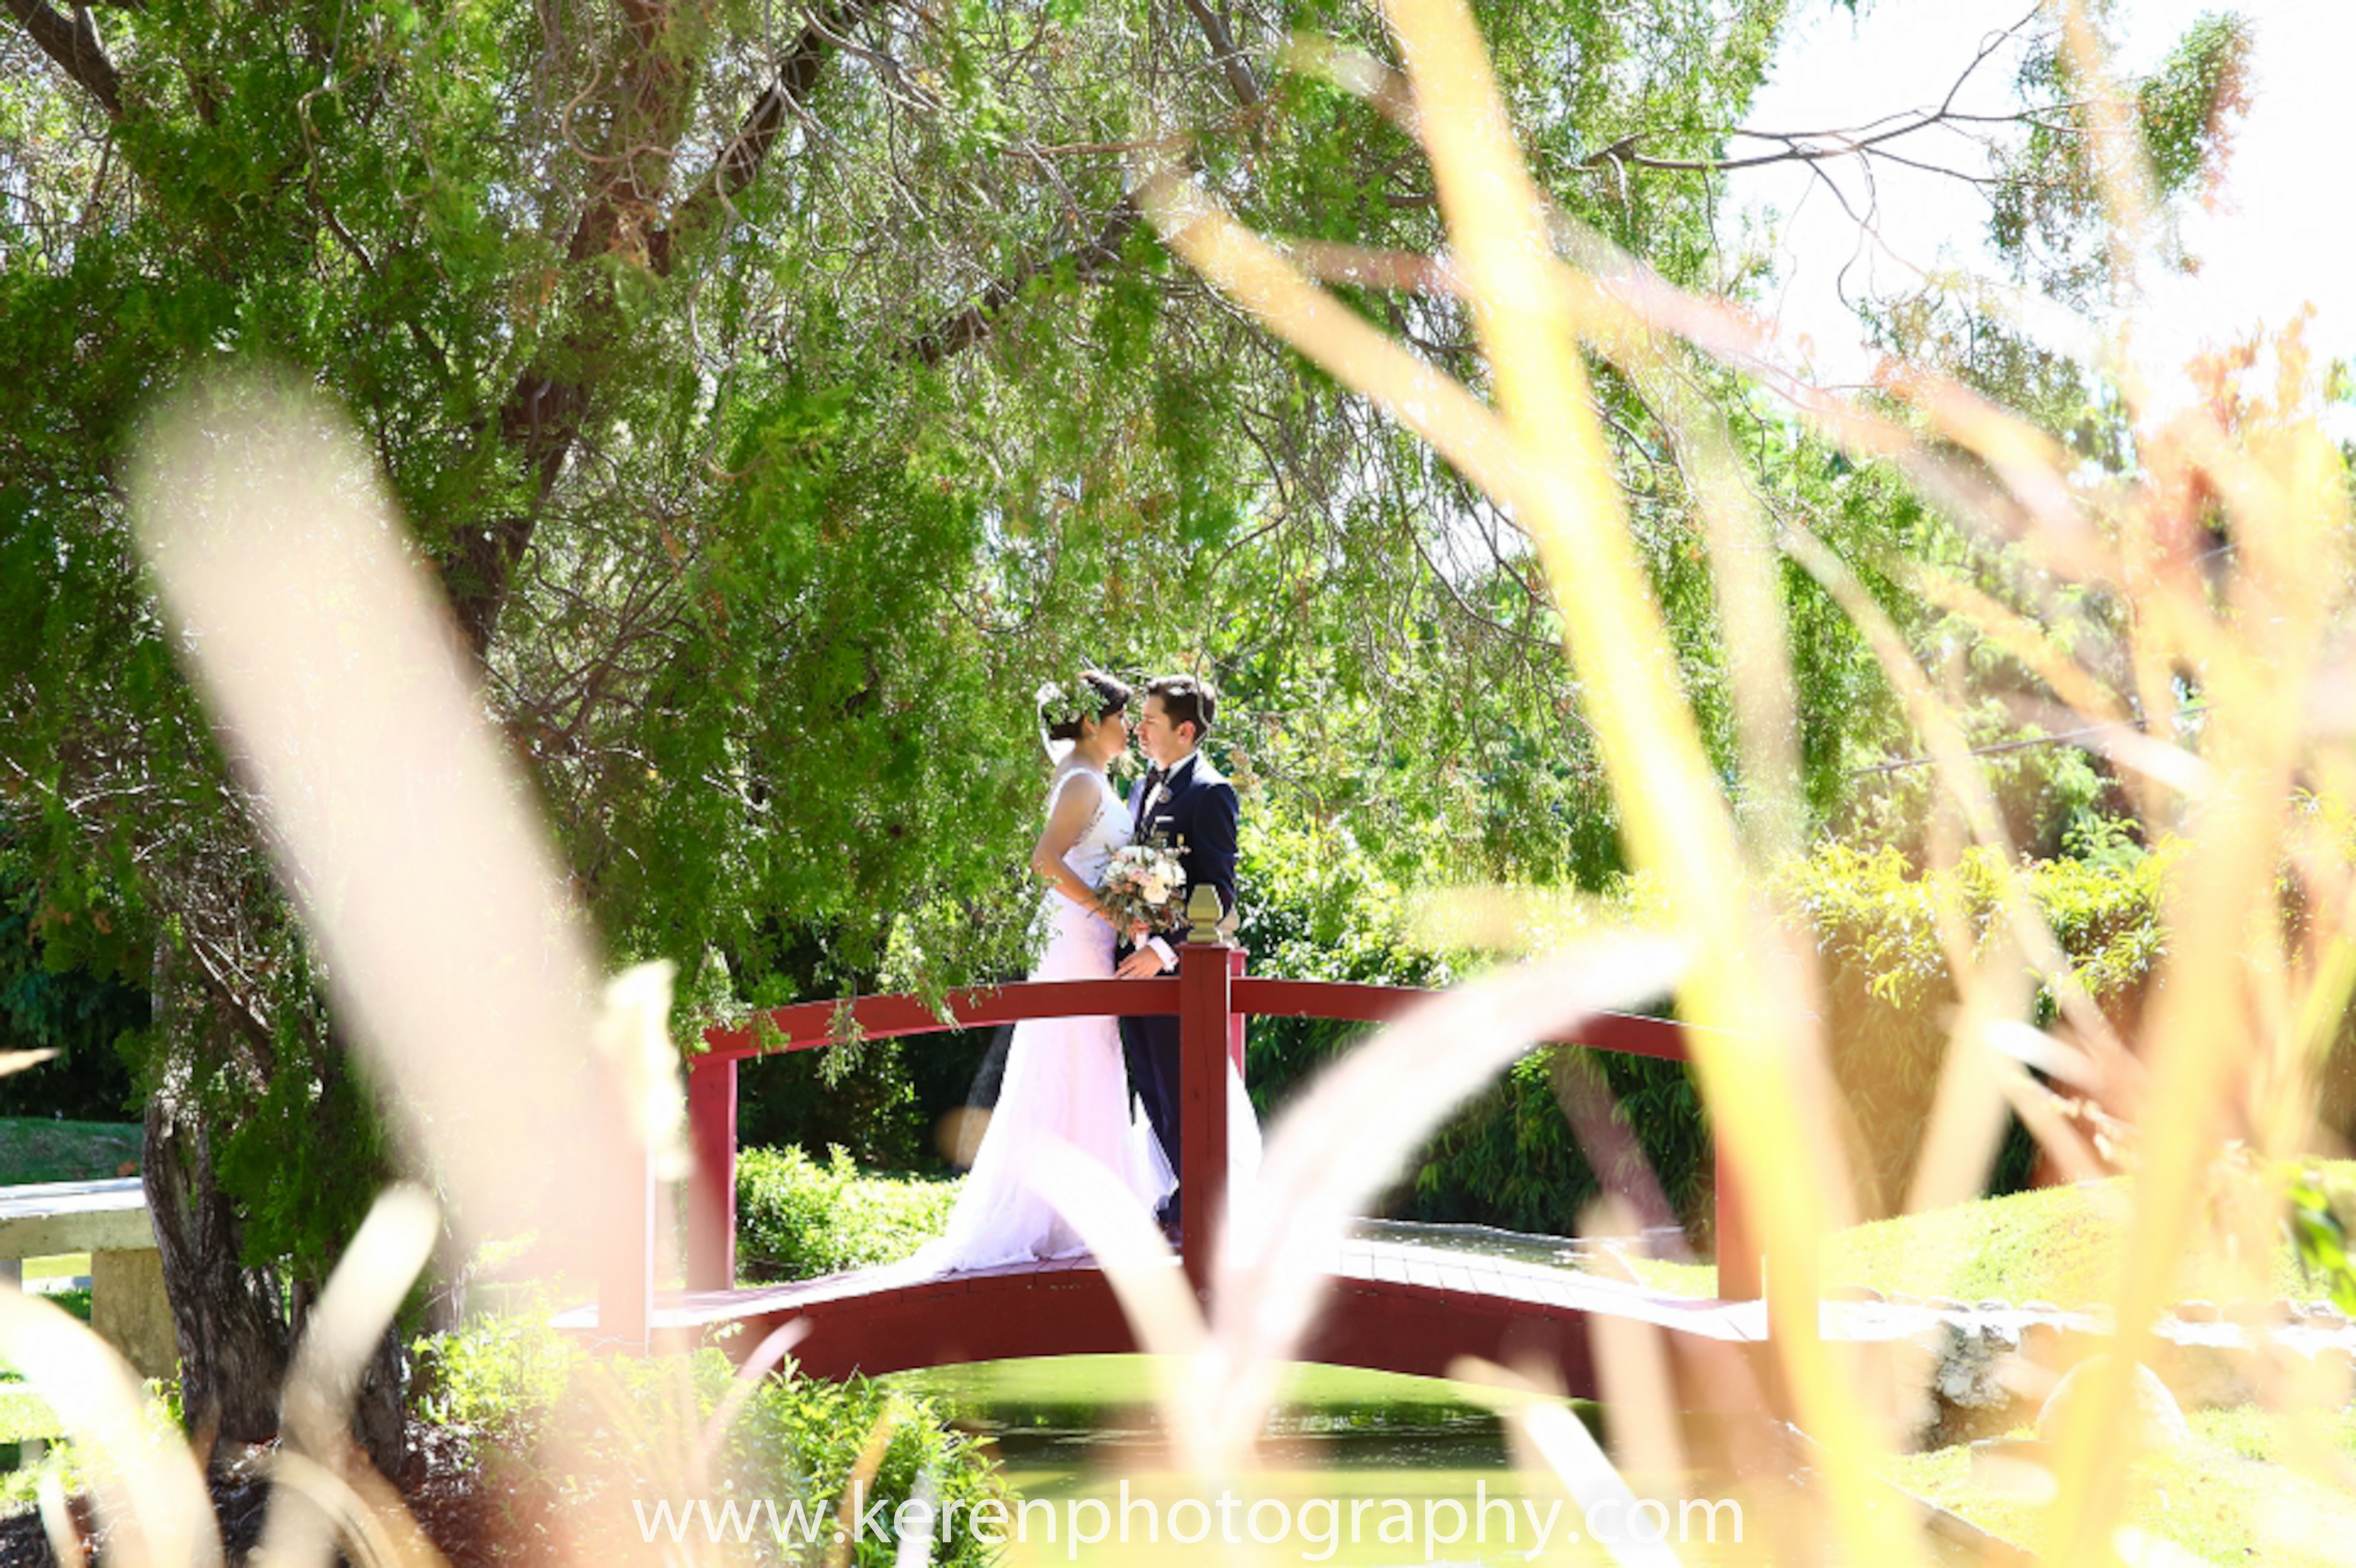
{"left": 411, "top": 1311, "right": 1006, "bottom": 1568}
{"left": 1788, "top": 838, "right": 2169, "bottom": 1015}
{"left": 0, "top": 835, "right": 144, "bottom": 1121}
{"left": 411, "top": 1305, "right": 580, "bottom": 1441}
{"left": 0, "top": 1372, "right": 179, "bottom": 1513}
{"left": 2287, "top": 1166, "right": 2356, "bottom": 1314}
{"left": 1231, "top": 809, "right": 2174, "bottom": 1235}
{"left": 0, "top": 1384, "right": 65, "bottom": 1445}
{"left": 1990, "top": 9, "right": 2254, "bottom": 302}
{"left": 1774, "top": 837, "right": 2165, "bottom": 1210}
{"left": 736, "top": 1036, "right": 931, "bottom": 1173}
{"left": 741, "top": 1372, "right": 1005, "bottom": 1568}
{"left": 735, "top": 1146, "right": 959, "bottom": 1282}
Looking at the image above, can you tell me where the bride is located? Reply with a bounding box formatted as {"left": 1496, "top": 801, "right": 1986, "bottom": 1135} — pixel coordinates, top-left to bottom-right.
{"left": 918, "top": 671, "right": 1174, "bottom": 1268}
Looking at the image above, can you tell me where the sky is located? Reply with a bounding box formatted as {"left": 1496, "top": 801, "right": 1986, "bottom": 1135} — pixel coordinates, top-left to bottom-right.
{"left": 1730, "top": 0, "right": 2353, "bottom": 419}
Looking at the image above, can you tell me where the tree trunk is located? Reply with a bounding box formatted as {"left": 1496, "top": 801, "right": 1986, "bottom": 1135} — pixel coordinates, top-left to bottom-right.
{"left": 351, "top": 1326, "right": 407, "bottom": 1474}
{"left": 143, "top": 1089, "right": 290, "bottom": 1446}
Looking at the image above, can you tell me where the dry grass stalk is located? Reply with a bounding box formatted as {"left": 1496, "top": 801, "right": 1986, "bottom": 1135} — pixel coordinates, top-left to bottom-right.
{"left": 1134, "top": 0, "right": 2356, "bottom": 1561}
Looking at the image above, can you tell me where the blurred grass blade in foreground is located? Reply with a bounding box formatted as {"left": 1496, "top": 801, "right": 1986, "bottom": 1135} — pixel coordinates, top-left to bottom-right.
{"left": 129, "top": 373, "right": 648, "bottom": 1290}
{"left": 0, "top": 1284, "right": 219, "bottom": 1568}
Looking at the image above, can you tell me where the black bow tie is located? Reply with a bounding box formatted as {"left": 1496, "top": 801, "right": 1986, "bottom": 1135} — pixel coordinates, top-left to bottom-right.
{"left": 1144, "top": 765, "right": 1167, "bottom": 789}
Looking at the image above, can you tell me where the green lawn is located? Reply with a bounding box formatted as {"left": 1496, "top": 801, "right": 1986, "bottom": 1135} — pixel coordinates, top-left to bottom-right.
{"left": 0, "top": 1118, "right": 142, "bottom": 1186}
{"left": 23, "top": 1255, "right": 91, "bottom": 1282}
{"left": 1615, "top": 1166, "right": 2356, "bottom": 1308}
{"left": 1888, "top": 1406, "right": 2356, "bottom": 1565}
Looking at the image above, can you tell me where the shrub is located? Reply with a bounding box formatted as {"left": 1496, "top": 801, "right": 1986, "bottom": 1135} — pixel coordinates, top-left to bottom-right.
{"left": 411, "top": 1311, "right": 1006, "bottom": 1568}
{"left": 411, "top": 1300, "right": 578, "bottom": 1441}
{"left": 737, "top": 1146, "right": 958, "bottom": 1282}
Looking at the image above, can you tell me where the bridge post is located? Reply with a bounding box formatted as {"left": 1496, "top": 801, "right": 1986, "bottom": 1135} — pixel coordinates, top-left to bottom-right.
{"left": 685, "top": 1054, "right": 738, "bottom": 1291}
{"left": 1178, "top": 894, "right": 1234, "bottom": 1298}
{"left": 1713, "top": 1134, "right": 1761, "bottom": 1300}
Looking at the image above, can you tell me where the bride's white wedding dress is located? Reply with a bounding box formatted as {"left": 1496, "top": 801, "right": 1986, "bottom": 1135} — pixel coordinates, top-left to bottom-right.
{"left": 919, "top": 763, "right": 1169, "bottom": 1268}
{"left": 917, "top": 761, "right": 1261, "bottom": 1272}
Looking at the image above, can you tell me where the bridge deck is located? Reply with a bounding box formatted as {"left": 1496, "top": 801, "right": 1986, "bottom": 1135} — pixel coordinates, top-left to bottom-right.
{"left": 558, "top": 1238, "right": 1775, "bottom": 1406}
{"left": 559, "top": 1232, "right": 2356, "bottom": 1422}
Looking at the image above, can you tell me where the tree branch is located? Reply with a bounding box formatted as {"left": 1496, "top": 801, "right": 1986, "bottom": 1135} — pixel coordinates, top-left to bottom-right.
{"left": 452, "top": 3, "right": 876, "bottom": 660}
{"left": 5, "top": 0, "right": 124, "bottom": 118}
{"left": 902, "top": 196, "right": 1141, "bottom": 366}
{"left": 1179, "top": 0, "right": 1259, "bottom": 108}
{"left": 1580, "top": 3, "right": 2048, "bottom": 185}
{"left": 896, "top": 0, "right": 1258, "bottom": 367}
{"left": 650, "top": 0, "right": 882, "bottom": 275}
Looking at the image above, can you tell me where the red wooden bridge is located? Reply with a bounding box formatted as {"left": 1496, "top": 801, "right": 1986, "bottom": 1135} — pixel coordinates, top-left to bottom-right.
{"left": 565, "top": 931, "right": 1773, "bottom": 1405}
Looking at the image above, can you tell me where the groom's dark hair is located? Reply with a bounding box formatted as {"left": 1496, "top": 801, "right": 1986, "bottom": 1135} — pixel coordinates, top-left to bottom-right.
{"left": 1146, "top": 674, "right": 1216, "bottom": 742}
{"left": 1044, "top": 670, "right": 1133, "bottom": 742}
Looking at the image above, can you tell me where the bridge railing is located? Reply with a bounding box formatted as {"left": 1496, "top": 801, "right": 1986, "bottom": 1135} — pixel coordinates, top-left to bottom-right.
{"left": 599, "top": 931, "right": 1757, "bottom": 1349}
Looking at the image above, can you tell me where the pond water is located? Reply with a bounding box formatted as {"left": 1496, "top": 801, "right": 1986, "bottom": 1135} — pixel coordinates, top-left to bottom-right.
{"left": 884, "top": 1354, "right": 1526, "bottom": 1483}
{"left": 882, "top": 1354, "right": 1590, "bottom": 1565}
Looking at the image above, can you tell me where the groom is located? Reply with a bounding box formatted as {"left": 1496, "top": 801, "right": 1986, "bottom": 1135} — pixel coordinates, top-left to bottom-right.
{"left": 1115, "top": 674, "right": 1239, "bottom": 1235}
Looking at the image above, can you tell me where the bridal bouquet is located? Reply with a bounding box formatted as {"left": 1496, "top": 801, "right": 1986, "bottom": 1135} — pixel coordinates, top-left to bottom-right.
{"left": 1098, "top": 839, "right": 1187, "bottom": 934}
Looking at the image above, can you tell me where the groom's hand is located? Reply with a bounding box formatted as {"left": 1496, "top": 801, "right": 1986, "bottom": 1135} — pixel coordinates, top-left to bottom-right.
{"left": 1116, "top": 944, "right": 1169, "bottom": 979}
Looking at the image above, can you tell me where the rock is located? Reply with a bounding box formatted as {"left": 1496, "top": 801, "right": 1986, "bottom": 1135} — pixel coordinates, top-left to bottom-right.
{"left": 1917, "top": 1324, "right": 2034, "bottom": 1447}
{"left": 1929, "top": 1296, "right": 1969, "bottom": 1314}
{"left": 2154, "top": 1342, "right": 2256, "bottom": 1410}
{"left": 2021, "top": 1300, "right": 2061, "bottom": 1315}
{"left": 1974, "top": 1299, "right": 2009, "bottom": 1313}
{"left": 2174, "top": 1299, "right": 2220, "bottom": 1323}
{"left": 2019, "top": 1321, "right": 2063, "bottom": 1365}
{"left": 1826, "top": 1283, "right": 1884, "bottom": 1303}
{"left": 2037, "top": 1357, "right": 2191, "bottom": 1452}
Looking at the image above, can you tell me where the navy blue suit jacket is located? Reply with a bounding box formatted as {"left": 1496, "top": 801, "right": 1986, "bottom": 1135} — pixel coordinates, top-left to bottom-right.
{"left": 1130, "top": 751, "right": 1239, "bottom": 941}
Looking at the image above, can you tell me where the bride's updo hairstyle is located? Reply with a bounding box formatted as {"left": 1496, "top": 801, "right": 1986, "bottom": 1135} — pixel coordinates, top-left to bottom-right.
{"left": 1042, "top": 670, "right": 1133, "bottom": 742}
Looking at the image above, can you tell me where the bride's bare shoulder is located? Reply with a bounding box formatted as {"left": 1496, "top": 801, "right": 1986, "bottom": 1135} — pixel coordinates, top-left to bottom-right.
{"left": 1044, "top": 761, "right": 1112, "bottom": 812}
